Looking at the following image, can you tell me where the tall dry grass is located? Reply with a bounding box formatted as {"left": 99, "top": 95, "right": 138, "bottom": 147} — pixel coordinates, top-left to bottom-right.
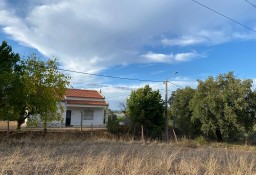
{"left": 0, "top": 132, "right": 256, "bottom": 175}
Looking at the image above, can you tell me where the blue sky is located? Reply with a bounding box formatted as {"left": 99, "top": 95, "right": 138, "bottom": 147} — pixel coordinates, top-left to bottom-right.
{"left": 1, "top": 0, "right": 256, "bottom": 109}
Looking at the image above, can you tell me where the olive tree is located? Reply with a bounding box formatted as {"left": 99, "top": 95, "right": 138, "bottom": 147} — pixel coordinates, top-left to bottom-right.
{"left": 190, "top": 72, "right": 256, "bottom": 142}
{"left": 169, "top": 87, "right": 202, "bottom": 138}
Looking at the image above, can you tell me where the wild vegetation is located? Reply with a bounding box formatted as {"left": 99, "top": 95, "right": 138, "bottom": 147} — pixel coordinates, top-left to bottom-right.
{"left": 110, "top": 74, "right": 256, "bottom": 143}
{"left": 0, "top": 132, "right": 256, "bottom": 175}
{"left": 126, "top": 85, "right": 165, "bottom": 138}
{"left": 169, "top": 72, "right": 256, "bottom": 142}
{"left": 0, "top": 41, "right": 70, "bottom": 131}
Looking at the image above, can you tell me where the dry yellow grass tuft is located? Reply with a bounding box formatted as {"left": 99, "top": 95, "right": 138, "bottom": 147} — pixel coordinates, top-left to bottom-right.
{"left": 0, "top": 132, "right": 256, "bottom": 175}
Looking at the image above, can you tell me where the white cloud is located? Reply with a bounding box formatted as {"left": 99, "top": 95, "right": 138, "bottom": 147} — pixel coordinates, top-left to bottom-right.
{"left": 150, "top": 71, "right": 165, "bottom": 75}
{"left": 161, "top": 30, "right": 256, "bottom": 47}
{"left": 161, "top": 37, "right": 205, "bottom": 46}
{"left": 141, "top": 51, "right": 199, "bottom": 63}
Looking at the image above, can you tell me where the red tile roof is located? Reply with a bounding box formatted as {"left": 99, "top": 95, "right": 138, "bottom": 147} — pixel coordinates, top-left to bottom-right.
{"left": 66, "top": 100, "right": 108, "bottom": 106}
{"left": 65, "top": 89, "right": 104, "bottom": 99}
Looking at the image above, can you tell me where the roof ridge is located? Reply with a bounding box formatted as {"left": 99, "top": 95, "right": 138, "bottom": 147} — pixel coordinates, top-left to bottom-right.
{"left": 67, "top": 88, "right": 97, "bottom": 91}
{"left": 65, "top": 88, "right": 104, "bottom": 99}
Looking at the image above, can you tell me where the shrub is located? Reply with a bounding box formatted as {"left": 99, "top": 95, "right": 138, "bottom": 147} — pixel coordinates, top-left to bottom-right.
{"left": 107, "top": 116, "right": 119, "bottom": 134}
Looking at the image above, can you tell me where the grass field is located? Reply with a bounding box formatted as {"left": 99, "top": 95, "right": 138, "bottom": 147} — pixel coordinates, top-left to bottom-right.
{"left": 1, "top": 131, "right": 256, "bottom": 175}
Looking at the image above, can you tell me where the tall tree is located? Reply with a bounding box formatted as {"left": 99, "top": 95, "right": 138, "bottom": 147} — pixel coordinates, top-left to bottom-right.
{"left": 169, "top": 87, "right": 201, "bottom": 138}
{"left": 190, "top": 72, "right": 256, "bottom": 142}
{"left": 0, "top": 41, "right": 22, "bottom": 121}
{"left": 126, "top": 85, "right": 164, "bottom": 138}
{"left": 19, "top": 55, "right": 70, "bottom": 132}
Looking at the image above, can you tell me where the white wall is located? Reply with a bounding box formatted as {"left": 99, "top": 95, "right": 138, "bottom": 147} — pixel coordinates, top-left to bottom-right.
{"left": 23, "top": 102, "right": 106, "bottom": 128}
{"left": 65, "top": 107, "right": 105, "bottom": 127}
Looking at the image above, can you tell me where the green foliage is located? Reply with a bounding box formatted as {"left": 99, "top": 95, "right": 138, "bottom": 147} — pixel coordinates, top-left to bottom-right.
{"left": 190, "top": 72, "right": 256, "bottom": 141}
{"left": 107, "top": 115, "right": 120, "bottom": 133}
{"left": 126, "top": 85, "right": 164, "bottom": 138}
{"left": 0, "top": 41, "right": 70, "bottom": 131}
{"left": 195, "top": 136, "right": 207, "bottom": 145}
{"left": 106, "top": 109, "right": 119, "bottom": 133}
{"left": 169, "top": 87, "right": 202, "bottom": 138}
{"left": 26, "top": 116, "right": 39, "bottom": 128}
{"left": 0, "top": 41, "right": 22, "bottom": 121}
{"left": 20, "top": 55, "right": 70, "bottom": 131}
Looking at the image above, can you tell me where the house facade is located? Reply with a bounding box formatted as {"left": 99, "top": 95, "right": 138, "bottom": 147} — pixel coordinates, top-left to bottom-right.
{"left": 61, "top": 89, "right": 108, "bottom": 127}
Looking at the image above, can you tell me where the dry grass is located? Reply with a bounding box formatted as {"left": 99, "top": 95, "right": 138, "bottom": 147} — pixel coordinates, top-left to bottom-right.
{"left": 0, "top": 121, "right": 17, "bottom": 130}
{"left": 0, "top": 121, "right": 107, "bottom": 132}
{"left": 0, "top": 132, "right": 256, "bottom": 175}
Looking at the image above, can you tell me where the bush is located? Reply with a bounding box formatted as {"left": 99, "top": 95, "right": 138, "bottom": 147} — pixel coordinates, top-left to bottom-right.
{"left": 107, "top": 116, "right": 119, "bottom": 134}
{"left": 26, "top": 117, "right": 39, "bottom": 128}
{"left": 195, "top": 136, "right": 207, "bottom": 145}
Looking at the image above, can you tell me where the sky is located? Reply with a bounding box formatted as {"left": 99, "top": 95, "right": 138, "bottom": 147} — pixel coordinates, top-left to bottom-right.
{"left": 0, "top": 0, "right": 256, "bottom": 110}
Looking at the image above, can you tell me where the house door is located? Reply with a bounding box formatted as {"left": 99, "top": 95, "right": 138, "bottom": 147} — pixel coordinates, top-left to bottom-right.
{"left": 66, "top": 110, "right": 71, "bottom": 126}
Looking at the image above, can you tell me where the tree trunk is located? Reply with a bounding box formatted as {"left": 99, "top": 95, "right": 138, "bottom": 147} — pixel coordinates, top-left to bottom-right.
{"left": 17, "top": 117, "right": 25, "bottom": 130}
{"left": 173, "top": 128, "right": 178, "bottom": 142}
{"left": 17, "top": 111, "right": 30, "bottom": 130}
{"left": 215, "top": 128, "right": 223, "bottom": 142}
{"left": 7, "top": 119, "right": 9, "bottom": 138}
{"left": 44, "top": 127, "right": 47, "bottom": 133}
{"left": 141, "top": 125, "right": 144, "bottom": 143}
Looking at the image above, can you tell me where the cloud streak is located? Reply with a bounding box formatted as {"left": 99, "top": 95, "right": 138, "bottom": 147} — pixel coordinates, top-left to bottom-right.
{"left": 142, "top": 51, "right": 200, "bottom": 63}
{"left": 161, "top": 30, "right": 256, "bottom": 47}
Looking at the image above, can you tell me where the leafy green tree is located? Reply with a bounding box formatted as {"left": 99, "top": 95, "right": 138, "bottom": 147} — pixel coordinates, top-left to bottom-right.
{"left": 190, "top": 72, "right": 256, "bottom": 142}
{"left": 169, "top": 87, "right": 202, "bottom": 138}
{"left": 19, "top": 55, "right": 70, "bottom": 132}
{"left": 126, "top": 85, "right": 164, "bottom": 138}
{"left": 0, "top": 41, "right": 23, "bottom": 121}
{"left": 0, "top": 41, "right": 70, "bottom": 131}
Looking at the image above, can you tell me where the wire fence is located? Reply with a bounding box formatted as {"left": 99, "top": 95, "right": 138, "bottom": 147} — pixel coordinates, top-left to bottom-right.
{"left": 2, "top": 120, "right": 255, "bottom": 144}
{"left": 107, "top": 124, "right": 179, "bottom": 142}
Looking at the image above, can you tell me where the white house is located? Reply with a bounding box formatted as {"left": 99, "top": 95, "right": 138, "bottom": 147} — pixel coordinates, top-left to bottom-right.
{"left": 61, "top": 89, "right": 109, "bottom": 127}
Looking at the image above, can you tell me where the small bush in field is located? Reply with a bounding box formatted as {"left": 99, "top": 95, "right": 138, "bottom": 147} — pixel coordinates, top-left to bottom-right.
{"left": 196, "top": 135, "right": 207, "bottom": 145}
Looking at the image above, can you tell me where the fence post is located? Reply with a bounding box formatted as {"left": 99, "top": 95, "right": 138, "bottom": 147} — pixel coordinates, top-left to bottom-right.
{"left": 141, "top": 125, "right": 144, "bottom": 143}
{"left": 7, "top": 119, "right": 9, "bottom": 138}
{"left": 90, "top": 122, "right": 93, "bottom": 139}
{"left": 80, "top": 111, "right": 83, "bottom": 132}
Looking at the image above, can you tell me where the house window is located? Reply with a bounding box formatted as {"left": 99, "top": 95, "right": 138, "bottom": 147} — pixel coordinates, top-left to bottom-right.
{"left": 83, "top": 110, "right": 94, "bottom": 120}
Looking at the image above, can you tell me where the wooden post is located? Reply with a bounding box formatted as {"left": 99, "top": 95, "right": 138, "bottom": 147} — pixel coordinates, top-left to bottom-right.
{"left": 90, "top": 123, "right": 93, "bottom": 139}
{"left": 80, "top": 111, "right": 83, "bottom": 132}
{"left": 165, "top": 80, "right": 169, "bottom": 142}
{"left": 7, "top": 118, "right": 9, "bottom": 138}
{"left": 141, "top": 125, "right": 144, "bottom": 143}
